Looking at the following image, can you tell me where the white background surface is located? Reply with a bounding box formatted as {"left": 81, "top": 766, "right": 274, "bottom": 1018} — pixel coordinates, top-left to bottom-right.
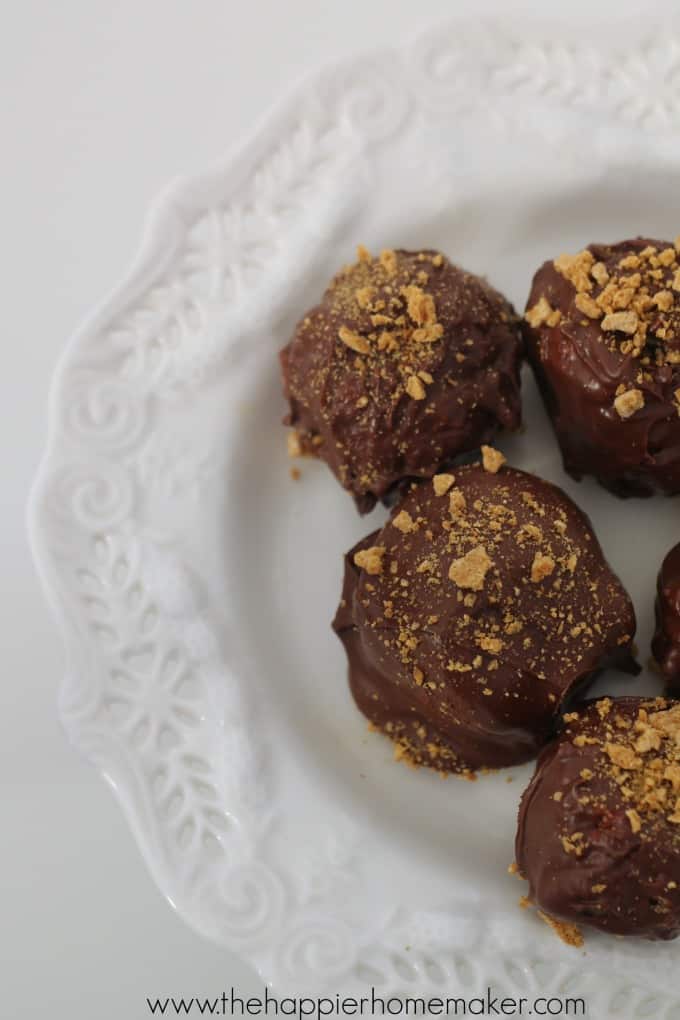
{"left": 2, "top": 1, "right": 670, "bottom": 1017}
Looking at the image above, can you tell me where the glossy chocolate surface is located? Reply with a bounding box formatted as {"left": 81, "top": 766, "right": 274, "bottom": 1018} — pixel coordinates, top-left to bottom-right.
{"left": 281, "top": 247, "right": 522, "bottom": 513}
{"left": 516, "top": 697, "right": 680, "bottom": 940}
{"left": 333, "top": 462, "right": 637, "bottom": 773}
{"left": 524, "top": 238, "right": 680, "bottom": 497}
{"left": 653, "top": 542, "right": 680, "bottom": 693}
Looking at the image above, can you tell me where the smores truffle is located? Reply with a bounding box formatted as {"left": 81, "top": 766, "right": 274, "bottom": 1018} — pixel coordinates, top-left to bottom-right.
{"left": 281, "top": 247, "right": 522, "bottom": 512}
{"left": 516, "top": 697, "right": 680, "bottom": 940}
{"left": 332, "top": 460, "right": 636, "bottom": 773}
{"left": 653, "top": 543, "right": 680, "bottom": 693}
{"left": 524, "top": 238, "right": 680, "bottom": 497}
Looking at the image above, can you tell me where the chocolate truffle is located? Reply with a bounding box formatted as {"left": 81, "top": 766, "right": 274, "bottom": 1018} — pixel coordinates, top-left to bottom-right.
{"left": 332, "top": 460, "right": 636, "bottom": 774}
{"left": 281, "top": 246, "right": 522, "bottom": 512}
{"left": 653, "top": 542, "right": 680, "bottom": 693}
{"left": 516, "top": 697, "right": 680, "bottom": 940}
{"left": 524, "top": 238, "right": 680, "bottom": 497}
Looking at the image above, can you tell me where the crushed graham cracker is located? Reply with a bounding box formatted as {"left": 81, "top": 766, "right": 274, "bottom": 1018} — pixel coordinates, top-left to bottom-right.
{"left": 575, "top": 293, "right": 601, "bottom": 319}
{"left": 433, "top": 473, "right": 455, "bottom": 496}
{"left": 392, "top": 510, "right": 417, "bottom": 534}
{"left": 313, "top": 248, "right": 458, "bottom": 418}
{"left": 531, "top": 553, "right": 555, "bottom": 583}
{"left": 287, "top": 431, "right": 302, "bottom": 458}
{"left": 601, "top": 310, "right": 638, "bottom": 334}
{"left": 401, "top": 284, "right": 437, "bottom": 326}
{"left": 537, "top": 912, "right": 584, "bottom": 948}
{"left": 406, "top": 375, "right": 427, "bottom": 400}
{"left": 355, "top": 285, "right": 375, "bottom": 309}
{"left": 353, "top": 546, "right": 385, "bottom": 575}
{"left": 626, "top": 808, "right": 642, "bottom": 833}
{"left": 557, "top": 699, "right": 680, "bottom": 855}
{"left": 478, "top": 635, "right": 503, "bottom": 654}
{"left": 379, "top": 248, "right": 398, "bottom": 275}
{"left": 338, "top": 325, "right": 371, "bottom": 354}
{"left": 591, "top": 262, "right": 609, "bottom": 286}
{"left": 605, "top": 742, "right": 641, "bottom": 770}
{"left": 525, "top": 296, "right": 562, "bottom": 328}
{"left": 412, "top": 322, "right": 444, "bottom": 343}
{"left": 448, "top": 545, "right": 492, "bottom": 591}
{"left": 546, "top": 242, "right": 680, "bottom": 368}
{"left": 481, "top": 445, "right": 506, "bottom": 474}
{"left": 554, "top": 250, "right": 595, "bottom": 292}
{"left": 449, "top": 488, "right": 467, "bottom": 516}
{"left": 614, "top": 388, "right": 644, "bottom": 419}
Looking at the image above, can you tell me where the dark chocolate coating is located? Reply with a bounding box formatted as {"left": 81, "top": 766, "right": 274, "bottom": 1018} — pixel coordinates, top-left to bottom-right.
{"left": 516, "top": 697, "right": 680, "bottom": 940}
{"left": 281, "top": 248, "right": 522, "bottom": 513}
{"left": 332, "top": 463, "right": 636, "bottom": 773}
{"left": 524, "top": 238, "right": 680, "bottom": 497}
{"left": 653, "top": 543, "right": 680, "bottom": 693}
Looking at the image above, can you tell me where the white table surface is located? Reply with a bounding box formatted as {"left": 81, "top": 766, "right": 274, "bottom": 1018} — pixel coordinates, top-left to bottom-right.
{"left": 2, "top": 1, "right": 669, "bottom": 1017}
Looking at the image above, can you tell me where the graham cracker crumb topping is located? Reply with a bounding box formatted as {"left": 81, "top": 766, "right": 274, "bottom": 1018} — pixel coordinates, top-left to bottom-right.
{"left": 338, "top": 325, "right": 371, "bottom": 354}
{"left": 558, "top": 699, "right": 680, "bottom": 857}
{"left": 449, "top": 488, "right": 467, "bottom": 516}
{"left": 545, "top": 241, "right": 680, "bottom": 371}
{"left": 601, "top": 311, "right": 638, "bottom": 335}
{"left": 355, "top": 285, "right": 376, "bottom": 309}
{"left": 530, "top": 553, "right": 555, "bottom": 583}
{"left": 605, "top": 742, "right": 641, "bottom": 770}
{"left": 353, "top": 546, "right": 385, "bottom": 575}
{"left": 401, "top": 284, "right": 437, "bottom": 326}
{"left": 326, "top": 247, "right": 474, "bottom": 409}
{"left": 289, "top": 243, "right": 520, "bottom": 489}
{"left": 554, "top": 250, "right": 595, "bottom": 292}
{"left": 614, "top": 388, "right": 644, "bottom": 419}
{"left": 481, "top": 445, "right": 506, "bottom": 474}
{"left": 348, "top": 462, "right": 633, "bottom": 780}
{"left": 379, "top": 249, "right": 398, "bottom": 275}
{"left": 448, "top": 545, "right": 492, "bottom": 591}
{"left": 287, "top": 431, "right": 302, "bottom": 458}
{"left": 405, "top": 374, "right": 427, "bottom": 400}
{"left": 537, "top": 912, "right": 584, "bottom": 948}
{"left": 392, "top": 510, "right": 417, "bottom": 534}
{"left": 626, "top": 808, "right": 642, "bottom": 833}
{"left": 524, "top": 295, "right": 562, "bottom": 329}
{"left": 575, "top": 292, "right": 601, "bottom": 319}
{"left": 433, "top": 473, "right": 455, "bottom": 496}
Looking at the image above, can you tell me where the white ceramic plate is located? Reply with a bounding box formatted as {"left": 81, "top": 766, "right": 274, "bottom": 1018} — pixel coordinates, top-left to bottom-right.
{"left": 30, "top": 13, "right": 680, "bottom": 1013}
